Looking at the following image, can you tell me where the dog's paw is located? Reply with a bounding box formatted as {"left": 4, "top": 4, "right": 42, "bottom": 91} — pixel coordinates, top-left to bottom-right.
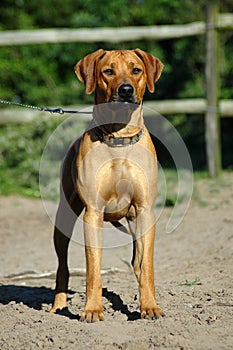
{"left": 50, "top": 292, "right": 67, "bottom": 313}
{"left": 80, "top": 309, "right": 105, "bottom": 323}
{"left": 141, "top": 305, "right": 164, "bottom": 320}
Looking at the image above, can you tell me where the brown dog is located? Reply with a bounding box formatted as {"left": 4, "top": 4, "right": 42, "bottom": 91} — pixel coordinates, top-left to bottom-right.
{"left": 50, "top": 49, "right": 164, "bottom": 322}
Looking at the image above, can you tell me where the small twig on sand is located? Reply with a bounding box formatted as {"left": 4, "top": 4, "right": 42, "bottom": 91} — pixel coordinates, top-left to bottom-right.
{"left": 4, "top": 267, "right": 127, "bottom": 281}
{"left": 120, "top": 258, "right": 132, "bottom": 269}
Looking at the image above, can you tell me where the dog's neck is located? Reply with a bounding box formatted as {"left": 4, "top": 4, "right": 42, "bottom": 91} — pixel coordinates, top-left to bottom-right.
{"left": 93, "top": 103, "right": 144, "bottom": 138}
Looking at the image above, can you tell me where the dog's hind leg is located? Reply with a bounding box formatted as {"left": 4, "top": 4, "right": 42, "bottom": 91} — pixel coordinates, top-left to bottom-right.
{"left": 50, "top": 148, "right": 84, "bottom": 314}
{"left": 50, "top": 228, "right": 70, "bottom": 313}
{"left": 50, "top": 139, "right": 84, "bottom": 313}
{"left": 50, "top": 191, "right": 84, "bottom": 313}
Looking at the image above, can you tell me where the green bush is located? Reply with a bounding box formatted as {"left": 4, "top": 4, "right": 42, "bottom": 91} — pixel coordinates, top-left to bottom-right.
{"left": 0, "top": 117, "right": 63, "bottom": 197}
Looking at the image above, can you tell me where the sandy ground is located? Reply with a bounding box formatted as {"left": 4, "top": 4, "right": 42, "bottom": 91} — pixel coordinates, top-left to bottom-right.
{"left": 0, "top": 173, "right": 232, "bottom": 350}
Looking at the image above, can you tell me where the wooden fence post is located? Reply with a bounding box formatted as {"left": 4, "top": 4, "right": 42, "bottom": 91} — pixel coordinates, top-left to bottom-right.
{"left": 205, "top": 3, "right": 221, "bottom": 177}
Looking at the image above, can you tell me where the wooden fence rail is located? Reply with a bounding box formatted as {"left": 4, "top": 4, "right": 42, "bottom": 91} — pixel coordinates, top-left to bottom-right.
{"left": 0, "top": 14, "right": 233, "bottom": 45}
{"left": 0, "top": 3, "right": 232, "bottom": 176}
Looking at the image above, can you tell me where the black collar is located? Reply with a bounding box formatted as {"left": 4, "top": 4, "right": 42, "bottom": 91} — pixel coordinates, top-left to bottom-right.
{"left": 99, "top": 128, "right": 144, "bottom": 147}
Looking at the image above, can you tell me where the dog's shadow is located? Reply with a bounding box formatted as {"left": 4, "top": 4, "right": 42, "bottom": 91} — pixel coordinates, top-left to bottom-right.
{"left": 103, "top": 287, "right": 140, "bottom": 321}
{"left": 0, "top": 284, "right": 78, "bottom": 319}
{"left": 0, "top": 284, "right": 55, "bottom": 310}
{"left": 0, "top": 285, "right": 140, "bottom": 321}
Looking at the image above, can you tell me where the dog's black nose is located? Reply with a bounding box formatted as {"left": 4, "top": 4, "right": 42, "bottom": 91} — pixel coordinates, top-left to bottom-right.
{"left": 118, "top": 84, "right": 134, "bottom": 100}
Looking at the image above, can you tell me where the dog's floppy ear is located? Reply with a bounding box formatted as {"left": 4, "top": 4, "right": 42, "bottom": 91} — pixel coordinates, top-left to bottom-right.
{"left": 134, "top": 48, "right": 164, "bottom": 93}
{"left": 74, "top": 49, "right": 105, "bottom": 94}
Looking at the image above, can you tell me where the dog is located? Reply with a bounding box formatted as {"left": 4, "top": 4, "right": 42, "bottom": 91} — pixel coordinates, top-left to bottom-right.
{"left": 50, "top": 49, "right": 164, "bottom": 322}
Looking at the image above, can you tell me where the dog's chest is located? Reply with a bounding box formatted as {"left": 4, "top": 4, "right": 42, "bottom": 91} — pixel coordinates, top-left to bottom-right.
{"left": 76, "top": 142, "right": 157, "bottom": 211}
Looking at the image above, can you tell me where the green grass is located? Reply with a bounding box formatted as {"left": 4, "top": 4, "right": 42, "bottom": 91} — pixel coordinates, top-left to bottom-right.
{"left": 179, "top": 278, "right": 202, "bottom": 286}
{"left": 0, "top": 167, "right": 40, "bottom": 198}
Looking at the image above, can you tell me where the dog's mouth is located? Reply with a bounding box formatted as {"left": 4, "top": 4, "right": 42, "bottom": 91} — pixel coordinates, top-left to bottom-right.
{"left": 108, "top": 100, "right": 139, "bottom": 112}
{"left": 114, "top": 95, "right": 139, "bottom": 104}
{"left": 109, "top": 94, "right": 140, "bottom": 107}
{"left": 117, "top": 96, "right": 138, "bottom": 104}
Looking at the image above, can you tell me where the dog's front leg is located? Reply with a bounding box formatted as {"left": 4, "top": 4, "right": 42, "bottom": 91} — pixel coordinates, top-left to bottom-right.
{"left": 132, "top": 209, "right": 164, "bottom": 319}
{"left": 81, "top": 207, "right": 104, "bottom": 322}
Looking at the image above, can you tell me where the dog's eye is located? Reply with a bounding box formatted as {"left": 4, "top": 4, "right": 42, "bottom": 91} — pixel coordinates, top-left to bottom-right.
{"left": 103, "top": 69, "right": 114, "bottom": 76}
{"left": 133, "top": 68, "right": 142, "bottom": 75}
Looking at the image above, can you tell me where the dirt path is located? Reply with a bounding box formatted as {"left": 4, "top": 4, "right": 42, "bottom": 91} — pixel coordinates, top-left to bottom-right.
{"left": 0, "top": 173, "right": 232, "bottom": 349}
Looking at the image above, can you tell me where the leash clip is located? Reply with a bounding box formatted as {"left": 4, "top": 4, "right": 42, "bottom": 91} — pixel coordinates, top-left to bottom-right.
{"left": 43, "top": 107, "right": 65, "bottom": 114}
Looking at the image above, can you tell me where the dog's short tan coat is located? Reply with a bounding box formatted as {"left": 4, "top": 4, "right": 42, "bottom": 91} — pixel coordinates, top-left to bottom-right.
{"left": 50, "top": 49, "right": 164, "bottom": 322}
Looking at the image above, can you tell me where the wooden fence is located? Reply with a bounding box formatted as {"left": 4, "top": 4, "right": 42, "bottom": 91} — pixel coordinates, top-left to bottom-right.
{"left": 0, "top": 13, "right": 232, "bottom": 45}
{"left": 0, "top": 3, "right": 232, "bottom": 176}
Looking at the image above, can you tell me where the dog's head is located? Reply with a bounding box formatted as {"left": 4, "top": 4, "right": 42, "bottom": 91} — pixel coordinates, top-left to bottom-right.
{"left": 75, "top": 49, "right": 164, "bottom": 105}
